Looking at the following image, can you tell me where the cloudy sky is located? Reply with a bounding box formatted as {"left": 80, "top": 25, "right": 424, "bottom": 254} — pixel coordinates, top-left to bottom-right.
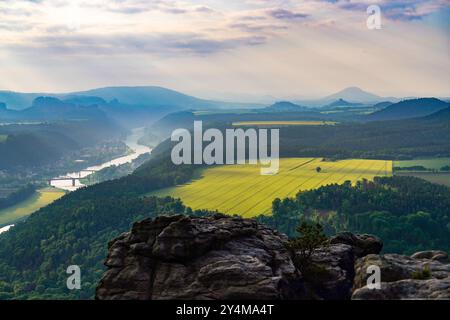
{"left": 0, "top": 0, "right": 449, "bottom": 100}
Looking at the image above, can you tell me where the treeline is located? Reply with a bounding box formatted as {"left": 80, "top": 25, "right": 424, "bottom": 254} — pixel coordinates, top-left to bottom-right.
{"left": 257, "top": 176, "right": 450, "bottom": 254}
{"left": 151, "top": 108, "right": 450, "bottom": 161}
{"left": 277, "top": 117, "right": 450, "bottom": 160}
{"left": 0, "top": 184, "right": 36, "bottom": 211}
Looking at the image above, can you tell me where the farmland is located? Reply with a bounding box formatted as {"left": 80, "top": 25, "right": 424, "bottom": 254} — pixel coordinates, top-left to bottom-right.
{"left": 0, "top": 188, "right": 65, "bottom": 226}
{"left": 232, "top": 121, "right": 337, "bottom": 127}
{"left": 394, "top": 158, "right": 450, "bottom": 171}
{"left": 150, "top": 158, "right": 392, "bottom": 218}
{"left": 395, "top": 172, "right": 450, "bottom": 188}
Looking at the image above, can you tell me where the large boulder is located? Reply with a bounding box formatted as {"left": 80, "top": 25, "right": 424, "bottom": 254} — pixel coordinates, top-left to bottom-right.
{"left": 307, "top": 234, "right": 383, "bottom": 300}
{"left": 330, "top": 232, "right": 383, "bottom": 258}
{"left": 352, "top": 251, "right": 450, "bottom": 300}
{"left": 352, "top": 278, "right": 450, "bottom": 300}
{"left": 96, "top": 214, "right": 305, "bottom": 300}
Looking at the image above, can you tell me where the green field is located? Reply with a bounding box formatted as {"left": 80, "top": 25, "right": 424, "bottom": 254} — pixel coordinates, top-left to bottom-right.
{"left": 0, "top": 188, "right": 66, "bottom": 226}
{"left": 394, "top": 158, "right": 450, "bottom": 171}
{"left": 232, "top": 121, "right": 337, "bottom": 127}
{"left": 150, "top": 158, "right": 392, "bottom": 218}
{"left": 396, "top": 172, "right": 450, "bottom": 188}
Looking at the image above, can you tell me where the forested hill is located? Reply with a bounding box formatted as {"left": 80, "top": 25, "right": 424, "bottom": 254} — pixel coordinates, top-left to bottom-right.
{"left": 367, "top": 98, "right": 449, "bottom": 121}
{"left": 0, "top": 120, "right": 124, "bottom": 170}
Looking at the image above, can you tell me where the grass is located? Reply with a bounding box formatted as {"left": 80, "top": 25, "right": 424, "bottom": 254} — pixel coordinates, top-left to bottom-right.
{"left": 0, "top": 188, "right": 66, "bottom": 227}
{"left": 150, "top": 158, "right": 393, "bottom": 218}
{"left": 396, "top": 172, "right": 450, "bottom": 188}
{"left": 394, "top": 158, "right": 450, "bottom": 171}
{"left": 232, "top": 121, "right": 337, "bottom": 127}
{"left": 0, "top": 134, "right": 7, "bottom": 143}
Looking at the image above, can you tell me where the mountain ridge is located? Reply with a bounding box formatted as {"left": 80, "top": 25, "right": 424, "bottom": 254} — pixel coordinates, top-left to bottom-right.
{"left": 368, "top": 98, "right": 450, "bottom": 121}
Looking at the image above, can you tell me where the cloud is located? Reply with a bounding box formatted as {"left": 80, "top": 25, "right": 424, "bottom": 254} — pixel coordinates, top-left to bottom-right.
{"left": 320, "top": 0, "right": 450, "bottom": 21}
{"left": 268, "top": 8, "right": 308, "bottom": 20}
{"left": 6, "top": 32, "right": 269, "bottom": 56}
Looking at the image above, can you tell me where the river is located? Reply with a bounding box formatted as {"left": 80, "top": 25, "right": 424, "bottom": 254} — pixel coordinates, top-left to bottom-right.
{"left": 50, "top": 127, "right": 152, "bottom": 191}
{"left": 0, "top": 128, "right": 152, "bottom": 234}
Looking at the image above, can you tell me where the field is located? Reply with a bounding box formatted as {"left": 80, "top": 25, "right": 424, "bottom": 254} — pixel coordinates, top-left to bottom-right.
{"left": 394, "top": 158, "right": 450, "bottom": 171}
{"left": 150, "top": 158, "right": 392, "bottom": 218}
{"left": 0, "top": 188, "right": 65, "bottom": 226}
{"left": 395, "top": 172, "right": 450, "bottom": 188}
{"left": 232, "top": 121, "right": 337, "bottom": 127}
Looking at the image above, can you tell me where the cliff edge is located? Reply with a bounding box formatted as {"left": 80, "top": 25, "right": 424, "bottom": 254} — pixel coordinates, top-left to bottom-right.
{"left": 96, "top": 215, "right": 450, "bottom": 300}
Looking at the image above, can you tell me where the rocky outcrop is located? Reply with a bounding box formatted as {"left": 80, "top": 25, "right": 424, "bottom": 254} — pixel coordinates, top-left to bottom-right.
{"left": 96, "top": 214, "right": 449, "bottom": 300}
{"left": 306, "top": 233, "right": 383, "bottom": 300}
{"left": 96, "top": 214, "right": 304, "bottom": 300}
{"left": 352, "top": 251, "right": 450, "bottom": 300}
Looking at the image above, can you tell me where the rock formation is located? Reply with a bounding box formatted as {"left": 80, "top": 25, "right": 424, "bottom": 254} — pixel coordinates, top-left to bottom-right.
{"left": 96, "top": 214, "right": 449, "bottom": 300}
{"left": 352, "top": 251, "right": 450, "bottom": 299}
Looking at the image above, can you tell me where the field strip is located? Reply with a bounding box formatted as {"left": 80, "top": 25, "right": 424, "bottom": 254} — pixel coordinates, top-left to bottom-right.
{"left": 189, "top": 158, "right": 317, "bottom": 210}
{"left": 174, "top": 158, "right": 312, "bottom": 201}
{"left": 288, "top": 158, "right": 318, "bottom": 171}
{"left": 331, "top": 159, "right": 369, "bottom": 187}
{"left": 184, "top": 159, "right": 312, "bottom": 209}
{"left": 192, "top": 160, "right": 316, "bottom": 210}
{"left": 226, "top": 159, "right": 343, "bottom": 215}
{"left": 218, "top": 159, "right": 324, "bottom": 213}
{"left": 240, "top": 159, "right": 361, "bottom": 216}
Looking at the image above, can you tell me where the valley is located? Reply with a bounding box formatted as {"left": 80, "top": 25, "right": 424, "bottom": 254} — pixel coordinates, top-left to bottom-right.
{"left": 0, "top": 128, "right": 152, "bottom": 228}
{"left": 0, "top": 86, "right": 449, "bottom": 300}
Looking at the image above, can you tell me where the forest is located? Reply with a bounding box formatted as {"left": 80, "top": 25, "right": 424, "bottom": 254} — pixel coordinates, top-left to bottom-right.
{"left": 257, "top": 176, "right": 450, "bottom": 254}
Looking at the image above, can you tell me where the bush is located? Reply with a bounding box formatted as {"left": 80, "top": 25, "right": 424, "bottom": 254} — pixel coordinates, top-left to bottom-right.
{"left": 286, "top": 220, "right": 328, "bottom": 272}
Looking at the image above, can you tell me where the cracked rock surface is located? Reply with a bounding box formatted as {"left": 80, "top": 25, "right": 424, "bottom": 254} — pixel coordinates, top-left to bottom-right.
{"left": 96, "top": 214, "right": 304, "bottom": 300}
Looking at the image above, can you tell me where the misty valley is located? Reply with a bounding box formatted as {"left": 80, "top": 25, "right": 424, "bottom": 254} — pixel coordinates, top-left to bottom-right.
{"left": 0, "top": 85, "right": 449, "bottom": 302}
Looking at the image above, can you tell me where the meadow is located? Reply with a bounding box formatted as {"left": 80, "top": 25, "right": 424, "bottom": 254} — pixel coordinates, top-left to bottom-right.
{"left": 150, "top": 158, "right": 392, "bottom": 218}
{"left": 395, "top": 172, "right": 450, "bottom": 188}
{"left": 232, "top": 121, "right": 337, "bottom": 126}
{"left": 394, "top": 158, "right": 450, "bottom": 171}
{"left": 0, "top": 188, "right": 65, "bottom": 226}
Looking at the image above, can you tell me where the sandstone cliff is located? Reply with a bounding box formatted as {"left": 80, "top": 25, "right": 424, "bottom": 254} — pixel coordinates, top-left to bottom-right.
{"left": 96, "top": 214, "right": 450, "bottom": 300}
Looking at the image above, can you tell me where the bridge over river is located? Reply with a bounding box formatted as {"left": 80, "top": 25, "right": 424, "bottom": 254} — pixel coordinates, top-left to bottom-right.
{"left": 49, "top": 128, "right": 152, "bottom": 191}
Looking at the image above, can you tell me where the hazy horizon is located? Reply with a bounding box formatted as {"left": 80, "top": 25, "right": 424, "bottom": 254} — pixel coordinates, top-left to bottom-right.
{"left": 1, "top": 0, "right": 449, "bottom": 100}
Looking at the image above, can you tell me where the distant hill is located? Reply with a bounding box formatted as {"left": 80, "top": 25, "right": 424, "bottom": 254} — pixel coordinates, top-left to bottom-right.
{"left": 423, "top": 106, "right": 450, "bottom": 121}
{"left": 294, "top": 87, "right": 397, "bottom": 107}
{"left": 368, "top": 98, "right": 450, "bottom": 121}
{"left": 264, "top": 101, "right": 308, "bottom": 112}
{"left": 0, "top": 86, "right": 226, "bottom": 111}
{"left": 324, "top": 99, "right": 363, "bottom": 108}
{"left": 0, "top": 120, "right": 124, "bottom": 170}
{"left": 21, "top": 97, "right": 108, "bottom": 122}
{"left": 68, "top": 86, "right": 218, "bottom": 109}
{"left": 371, "top": 101, "right": 393, "bottom": 109}
{"left": 324, "top": 87, "right": 382, "bottom": 103}
{"left": 0, "top": 91, "right": 42, "bottom": 110}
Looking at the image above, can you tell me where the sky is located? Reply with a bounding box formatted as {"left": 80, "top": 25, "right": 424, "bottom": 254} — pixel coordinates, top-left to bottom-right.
{"left": 0, "top": 0, "right": 449, "bottom": 101}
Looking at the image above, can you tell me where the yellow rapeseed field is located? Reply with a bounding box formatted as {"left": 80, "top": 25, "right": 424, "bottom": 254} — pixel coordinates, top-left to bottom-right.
{"left": 150, "top": 158, "right": 392, "bottom": 218}
{"left": 0, "top": 188, "right": 66, "bottom": 226}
